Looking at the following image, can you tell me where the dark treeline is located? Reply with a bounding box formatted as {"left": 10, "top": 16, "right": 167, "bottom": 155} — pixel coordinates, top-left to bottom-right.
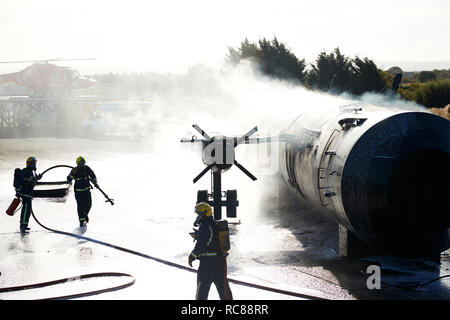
{"left": 389, "top": 67, "right": 450, "bottom": 109}
{"left": 226, "top": 37, "right": 389, "bottom": 96}
{"left": 398, "top": 68, "right": 450, "bottom": 83}
{"left": 226, "top": 37, "right": 450, "bottom": 109}
{"left": 226, "top": 38, "right": 307, "bottom": 83}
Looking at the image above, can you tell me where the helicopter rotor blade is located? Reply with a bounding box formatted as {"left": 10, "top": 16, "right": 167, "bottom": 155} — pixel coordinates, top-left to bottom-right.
{"left": 52, "top": 58, "right": 97, "bottom": 62}
{"left": 0, "top": 58, "right": 96, "bottom": 64}
{"left": 235, "top": 126, "right": 258, "bottom": 147}
{"left": 192, "top": 124, "right": 212, "bottom": 141}
{"left": 234, "top": 160, "right": 257, "bottom": 181}
{"left": 193, "top": 164, "right": 214, "bottom": 184}
{"left": 0, "top": 60, "right": 41, "bottom": 64}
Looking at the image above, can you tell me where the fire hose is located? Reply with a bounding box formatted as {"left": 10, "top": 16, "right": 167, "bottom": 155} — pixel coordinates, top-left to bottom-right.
{"left": 1, "top": 165, "right": 329, "bottom": 300}
{"left": 40, "top": 165, "right": 114, "bottom": 205}
{"left": 0, "top": 271, "right": 135, "bottom": 300}
{"left": 27, "top": 209, "right": 328, "bottom": 300}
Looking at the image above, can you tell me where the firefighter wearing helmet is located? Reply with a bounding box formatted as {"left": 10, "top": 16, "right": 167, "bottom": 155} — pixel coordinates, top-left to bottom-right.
{"left": 188, "top": 202, "right": 233, "bottom": 300}
{"left": 67, "top": 156, "right": 98, "bottom": 227}
{"left": 15, "top": 157, "right": 42, "bottom": 233}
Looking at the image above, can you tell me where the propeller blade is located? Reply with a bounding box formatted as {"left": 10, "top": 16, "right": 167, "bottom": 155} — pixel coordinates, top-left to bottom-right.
{"left": 0, "top": 60, "right": 40, "bottom": 64}
{"left": 192, "top": 124, "right": 212, "bottom": 141}
{"left": 234, "top": 160, "right": 257, "bottom": 181}
{"left": 193, "top": 164, "right": 214, "bottom": 184}
{"left": 242, "top": 136, "right": 279, "bottom": 144}
{"left": 52, "top": 57, "right": 97, "bottom": 62}
{"left": 180, "top": 137, "right": 203, "bottom": 143}
{"left": 235, "top": 126, "right": 258, "bottom": 147}
{"left": 0, "top": 58, "right": 96, "bottom": 64}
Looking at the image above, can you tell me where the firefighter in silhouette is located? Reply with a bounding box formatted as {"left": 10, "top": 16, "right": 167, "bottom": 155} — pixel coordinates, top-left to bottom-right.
{"left": 67, "top": 156, "right": 98, "bottom": 227}
{"left": 15, "top": 157, "right": 42, "bottom": 233}
{"left": 188, "top": 202, "right": 233, "bottom": 300}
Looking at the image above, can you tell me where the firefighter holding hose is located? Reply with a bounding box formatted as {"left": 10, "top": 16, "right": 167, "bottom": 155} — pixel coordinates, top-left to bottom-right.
{"left": 188, "top": 202, "right": 233, "bottom": 300}
{"left": 15, "top": 157, "right": 42, "bottom": 233}
{"left": 67, "top": 156, "right": 98, "bottom": 227}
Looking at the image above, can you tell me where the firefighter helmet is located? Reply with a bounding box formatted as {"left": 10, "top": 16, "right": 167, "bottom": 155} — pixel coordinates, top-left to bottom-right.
{"left": 76, "top": 156, "right": 86, "bottom": 165}
{"left": 26, "top": 157, "right": 37, "bottom": 166}
{"left": 195, "top": 202, "right": 213, "bottom": 217}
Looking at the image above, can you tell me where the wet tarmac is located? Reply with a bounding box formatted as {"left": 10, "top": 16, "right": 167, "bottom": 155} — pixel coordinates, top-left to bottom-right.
{"left": 1, "top": 132, "right": 449, "bottom": 300}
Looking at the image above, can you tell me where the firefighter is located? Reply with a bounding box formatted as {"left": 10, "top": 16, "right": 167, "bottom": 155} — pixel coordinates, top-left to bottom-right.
{"left": 15, "top": 157, "right": 42, "bottom": 233}
{"left": 67, "top": 156, "right": 98, "bottom": 227}
{"left": 188, "top": 202, "right": 233, "bottom": 300}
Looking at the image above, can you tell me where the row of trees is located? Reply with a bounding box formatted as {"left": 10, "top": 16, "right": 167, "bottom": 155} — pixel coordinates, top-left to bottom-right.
{"left": 86, "top": 37, "right": 449, "bottom": 109}
{"left": 386, "top": 67, "right": 450, "bottom": 108}
{"left": 225, "top": 37, "right": 450, "bottom": 109}
{"left": 226, "top": 38, "right": 307, "bottom": 83}
{"left": 411, "top": 80, "right": 450, "bottom": 108}
{"left": 399, "top": 69, "right": 450, "bottom": 83}
{"left": 225, "top": 37, "right": 390, "bottom": 96}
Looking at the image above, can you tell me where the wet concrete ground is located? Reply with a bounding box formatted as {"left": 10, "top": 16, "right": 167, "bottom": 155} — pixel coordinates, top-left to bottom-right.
{"left": 1, "top": 134, "right": 449, "bottom": 300}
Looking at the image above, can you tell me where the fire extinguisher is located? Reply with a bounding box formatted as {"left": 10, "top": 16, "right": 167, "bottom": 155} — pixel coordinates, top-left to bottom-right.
{"left": 6, "top": 197, "right": 21, "bottom": 216}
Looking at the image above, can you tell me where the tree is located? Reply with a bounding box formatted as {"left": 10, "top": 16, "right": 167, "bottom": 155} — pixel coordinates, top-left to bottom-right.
{"left": 432, "top": 69, "right": 450, "bottom": 80}
{"left": 225, "top": 37, "right": 306, "bottom": 83}
{"left": 351, "top": 57, "right": 386, "bottom": 94}
{"left": 415, "top": 80, "right": 450, "bottom": 108}
{"left": 225, "top": 38, "right": 260, "bottom": 66}
{"left": 307, "top": 48, "right": 354, "bottom": 93}
{"left": 258, "top": 37, "right": 306, "bottom": 82}
{"left": 308, "top": 48, "right": 387, "bottom": 95}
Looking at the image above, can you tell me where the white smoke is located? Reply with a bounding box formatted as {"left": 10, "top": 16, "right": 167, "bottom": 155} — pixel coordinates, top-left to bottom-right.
{"left": 86, "top": 60, "right": 431, "bottom": 177}
{"left": 148, "top": 62, "right": 350, "bottom": 135}
{"left": 138, "top": 60, "right": 431, "bottom": 141}
{"left": 342, "top": 90, "right": 429, "bottom": 113}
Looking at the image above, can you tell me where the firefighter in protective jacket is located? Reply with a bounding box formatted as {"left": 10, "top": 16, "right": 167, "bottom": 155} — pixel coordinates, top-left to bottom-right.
{"left": 15, "top": 157, "right": 42, "bottom": 232}
{"left": 67, "top": 156, "right": 98, "bottom": 227}
{"left": 188, "top": 202, "right": 233, "bottom": 300}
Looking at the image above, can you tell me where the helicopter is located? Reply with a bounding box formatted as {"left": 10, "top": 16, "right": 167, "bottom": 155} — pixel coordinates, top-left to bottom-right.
{"left": 0, "top": 58, "right": 97, "bottom": 97}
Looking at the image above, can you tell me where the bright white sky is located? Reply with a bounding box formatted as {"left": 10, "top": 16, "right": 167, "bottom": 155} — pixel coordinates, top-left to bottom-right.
{"left": 0, "top": 0, "right": 449, "bottom": 74}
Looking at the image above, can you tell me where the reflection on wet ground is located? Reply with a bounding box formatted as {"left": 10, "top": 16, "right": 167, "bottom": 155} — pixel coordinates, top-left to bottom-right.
{"left": 0, "top": 136, "right": 449, "bottom": 300}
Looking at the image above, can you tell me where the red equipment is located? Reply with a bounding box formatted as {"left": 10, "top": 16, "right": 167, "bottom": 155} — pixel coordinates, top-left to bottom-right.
{"left": 6, "top": 197, "right": 21, "bottom": 216}
{"left": 0, "top": 58, "right": 97, "bottom": 96}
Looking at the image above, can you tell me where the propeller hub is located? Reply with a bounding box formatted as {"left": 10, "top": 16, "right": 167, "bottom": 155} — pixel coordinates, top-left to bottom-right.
{"left": 187, "top": 124, "right": 259, "bottom": 183}
{"left": 201, "top": 136, "right": 236, "bottom": 170}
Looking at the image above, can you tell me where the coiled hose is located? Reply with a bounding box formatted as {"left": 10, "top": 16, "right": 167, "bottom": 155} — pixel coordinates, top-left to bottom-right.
{"left": 0, "top": 165, "right": 328, "bottom": 300}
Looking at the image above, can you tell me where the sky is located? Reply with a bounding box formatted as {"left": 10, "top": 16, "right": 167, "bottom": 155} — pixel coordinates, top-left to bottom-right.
{"left": 0, "top": 0, "right": 449, "bottom": 74}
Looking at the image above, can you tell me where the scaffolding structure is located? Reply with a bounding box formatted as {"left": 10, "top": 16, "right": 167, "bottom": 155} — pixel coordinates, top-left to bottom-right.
{"left": 0, "top": 96, "right": 99, "bottom": 137}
